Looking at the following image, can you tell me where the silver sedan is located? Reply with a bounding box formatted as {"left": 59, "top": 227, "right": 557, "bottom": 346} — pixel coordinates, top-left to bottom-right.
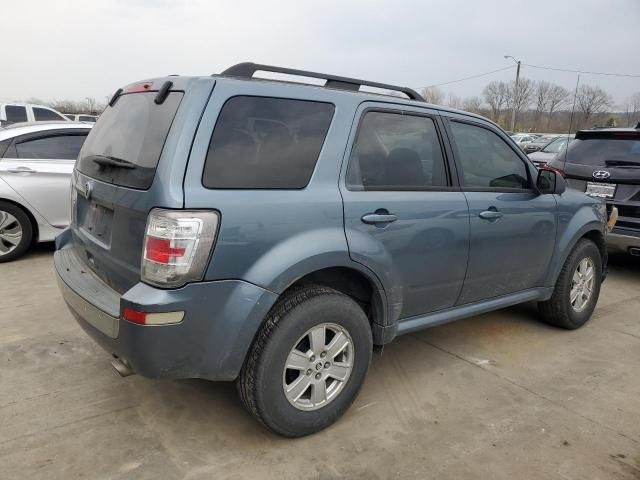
{"left": 0, "top": 122, "right": 92, "bottom": 261}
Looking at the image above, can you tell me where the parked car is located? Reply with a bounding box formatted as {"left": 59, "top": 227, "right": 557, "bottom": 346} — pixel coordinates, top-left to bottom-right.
{"left": 55, "top": 62, "right": 610, "bottom": 437}
{"left": 522, "top": 135, "right": 559, "bottom": 154}
{"left": 64, "top": 114, "right": 98, "bottom": 123}
{"left": 528, "top": 135, "right": 575, "bottom": 168}
{"left": 0, "top": 103, "right": 70, "bottom": 127}
{"left": 547, "top": 126, "right": 640, "bottom": 256}
{"left": 0, "top": 122, "right": 91, "bottom": 261}
{"left": 510, "top": 133, "right": 538, "bottom": 148}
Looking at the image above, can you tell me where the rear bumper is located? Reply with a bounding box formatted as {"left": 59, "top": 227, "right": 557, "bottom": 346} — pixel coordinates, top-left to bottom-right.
{"left": 54, "top": 243, "right": 278, "bottom": 381}
{"left": 607, "top": 227, "right": 640, "bottom": 253}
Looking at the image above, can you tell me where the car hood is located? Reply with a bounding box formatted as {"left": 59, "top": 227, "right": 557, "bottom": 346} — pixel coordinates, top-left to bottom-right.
{"left": 528, "top": 151, "right": 555, "bottom": 162}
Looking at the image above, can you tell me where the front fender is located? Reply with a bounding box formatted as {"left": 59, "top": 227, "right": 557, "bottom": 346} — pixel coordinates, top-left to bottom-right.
{"left": 547, "top": 195, "right": 607, "bottom": 286}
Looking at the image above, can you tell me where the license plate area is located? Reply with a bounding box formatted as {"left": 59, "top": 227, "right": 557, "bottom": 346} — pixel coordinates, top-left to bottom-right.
{"left": 585, "top": 182, "right": 616, "bottom": 199}
{"left": 78, "top": 196, "right": 114, "bottom": 246}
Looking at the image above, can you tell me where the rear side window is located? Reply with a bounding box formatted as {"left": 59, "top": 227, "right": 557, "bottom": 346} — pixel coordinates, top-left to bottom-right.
{"left": 33, "top": 107, "right": 67, "bottom": 121}
{"left": 5, "top": 106, "right": 27, "bottom": 123}
{"left": 450, "top": 121, "right": 530, "bottom": 189}
{"left": 566, "top": 134, "right": 640, "bottom": 167}
{"left": 76, "top": 92, "right": 183, "bottom": 189}
{"left": 346, "top": 111, "right": 448, "bottom": 190}
{"left": 203, "top": 96, "right": 334, "bottom": 189}
{"left": 14, "top": 133, "right": 88, "bottom": 160}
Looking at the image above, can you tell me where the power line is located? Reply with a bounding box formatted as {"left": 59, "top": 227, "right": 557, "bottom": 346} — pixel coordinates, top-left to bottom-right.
{"left": 414, "top": 62, "right": 640, "bottom": 93}
{"left": 522, "top": 63, "right": 640, "bottom": 78}
{"left": 415, "top": 65, "right": 515, "bottom": 90}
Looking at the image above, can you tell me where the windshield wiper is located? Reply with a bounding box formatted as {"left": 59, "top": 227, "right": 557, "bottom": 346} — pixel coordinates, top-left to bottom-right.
{"left": 88, "top": 155, "right": 136, "bottom": 170}
{"left": 604, "top": 159, "right": 640, "bottom": 168}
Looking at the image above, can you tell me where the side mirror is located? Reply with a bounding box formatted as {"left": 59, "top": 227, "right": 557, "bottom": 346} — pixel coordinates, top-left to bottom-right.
{"left": 537, "top": 169, "right": 566, "bottom": 195}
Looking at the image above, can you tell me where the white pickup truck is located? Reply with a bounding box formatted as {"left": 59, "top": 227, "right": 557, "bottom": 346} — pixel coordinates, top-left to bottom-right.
{"left": 0, "top": 103, "right": 70, "bottom": 126}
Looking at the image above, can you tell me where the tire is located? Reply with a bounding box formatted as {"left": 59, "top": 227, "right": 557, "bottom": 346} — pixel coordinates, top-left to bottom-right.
{"left": 538, "top": 239, "right": 602, "bottom": 329}
{"left": 0, "top": 201, "right": 33, "bottom": 263}
{"left": 237, "top": 285, "right": 373, "bottom": 437}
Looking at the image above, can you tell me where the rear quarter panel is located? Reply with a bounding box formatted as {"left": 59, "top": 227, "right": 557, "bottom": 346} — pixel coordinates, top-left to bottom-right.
{"left": 183, "top": 79, "right": 377, "bottom": 294}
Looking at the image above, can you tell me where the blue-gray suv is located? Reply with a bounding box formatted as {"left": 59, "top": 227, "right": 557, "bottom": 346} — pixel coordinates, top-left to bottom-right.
{"left": 55, "top": 63, "right": 611, "bottom": 436}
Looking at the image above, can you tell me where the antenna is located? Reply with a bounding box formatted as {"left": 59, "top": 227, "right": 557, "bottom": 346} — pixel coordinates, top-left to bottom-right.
{"left": 563, "top": 74, "right": 580, "bottom": 168}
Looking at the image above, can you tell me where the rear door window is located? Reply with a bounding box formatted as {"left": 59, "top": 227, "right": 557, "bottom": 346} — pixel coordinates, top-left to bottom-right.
{"left": 5, "top": 106, "right": 28, "bottom": 123}
{"left": 566, "top": 134, "right": 640, "bottom": 167}
{"left": 13, "top": 133, "right": 88, "bottom": 159}
{"left": 33, "top": 107, "right": 67, "bottom": 121}
{"left": 76, "top": 92, "right": 183, "bottom": 189}
{"left": 202, "top": 96, "right": 334, "bottom": 189}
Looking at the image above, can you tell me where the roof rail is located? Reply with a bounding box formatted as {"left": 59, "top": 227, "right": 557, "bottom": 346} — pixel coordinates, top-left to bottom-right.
{"left": 219, "top": 62, "right": 425, "bottom": 102}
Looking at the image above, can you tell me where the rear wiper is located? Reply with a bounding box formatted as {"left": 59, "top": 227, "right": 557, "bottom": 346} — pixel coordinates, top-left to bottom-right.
{"left": 604, "top": 159, "right": 640, "bottom": 168}
{"left": 88, "top": 155, "right": 136, "bottom": 170}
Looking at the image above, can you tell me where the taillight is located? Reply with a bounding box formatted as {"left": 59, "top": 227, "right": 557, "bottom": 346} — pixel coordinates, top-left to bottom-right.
{"left": 543, "top": 163, "right": 565, "bottom": 177}
{"left": 141, "top": 209, "right": 219, "bottom": 288}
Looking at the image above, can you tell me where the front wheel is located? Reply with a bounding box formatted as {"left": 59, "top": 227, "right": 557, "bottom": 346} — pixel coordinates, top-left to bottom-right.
{"left": 538, "top": 239, "right": 602, "bottom": 329}
{"left": 238, "top": 285, "right": 372, "bottom": 437}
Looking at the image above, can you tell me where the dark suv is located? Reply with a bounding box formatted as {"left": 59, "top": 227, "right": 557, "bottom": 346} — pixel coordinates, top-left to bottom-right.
{"left": 547, "top": 126, "right": 640, "bottom": 256}
{"left": 55, "top": 63, "right": 610, "bottom": 436}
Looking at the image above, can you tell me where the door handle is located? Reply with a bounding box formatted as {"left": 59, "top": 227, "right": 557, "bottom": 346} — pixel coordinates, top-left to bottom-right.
{"left": 478, "top": 209, "right": 503, "bottom": 220}
{"left": 6, "top": 167, "right": 35, "bottom": 174}
{"left": 361, "top": 212, "right": 398, "bottom": 225}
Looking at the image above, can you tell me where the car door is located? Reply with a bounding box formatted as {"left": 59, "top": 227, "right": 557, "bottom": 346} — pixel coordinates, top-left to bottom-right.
{"left": 340, "top": 103, "right": 470, "bottom": 320}
{"left": 0, "top": 130, "right": 88, "bottom": 227}
{"left": 443, "top": 116, "right": 557, "bottom": 304}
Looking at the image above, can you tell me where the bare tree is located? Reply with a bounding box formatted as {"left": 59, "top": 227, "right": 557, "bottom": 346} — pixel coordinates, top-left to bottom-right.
{"left": 447, "top": 93, "right": 462, "bottom": 109}
{"left": 462, "top": 96, "right": 483, "bottom": 114}
{"left": 576, "top": 85, "right": 613, "bottom": 128}
{"left": 624, "top": 92, "right": 640, "bottom": 126}
{"left": 421, "top": 86, "right": 444, "bottom": 105}
{"left": 533, "top": 80, "right": 552, "bottom": 128}
{"left": 482, "top": 80, "right": 509, "bottom": 122}
{"left": 546, "top": 84, "right": 570, "bottom": 126}
{"left": 506, "top": 77, "right": 534, "bottom": 129}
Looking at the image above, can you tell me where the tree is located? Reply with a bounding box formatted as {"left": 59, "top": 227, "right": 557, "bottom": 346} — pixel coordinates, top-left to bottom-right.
{"left": 447, "top": 93, "right": 462, "bottom": 109}
{"left": 624, "top": 92, "right": 640, "bottom": 126}
{"left": 546, "top": 84, "right": 570, "bottom": 126}
{"left": 507, "top": 77, "right": 534, "bottom": 129}
{"left": 462, "top": 96, "right": 483, "bottom": 114}
{"left": 533, "top": 80, "right": 552, "bottom": 128}
{"left": 576, "top": 85, "right": 613, "bottom": 128}
{"left": 482, "top": 80, "right": 509, "bottom": 123}
{"left": 421, "top": 86, "right": 444, "bottom": 105}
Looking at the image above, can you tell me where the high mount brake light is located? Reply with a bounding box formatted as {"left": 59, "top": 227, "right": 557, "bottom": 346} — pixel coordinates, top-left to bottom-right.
{"left": 141, "top": 209, "right": 220, "bottom": 288}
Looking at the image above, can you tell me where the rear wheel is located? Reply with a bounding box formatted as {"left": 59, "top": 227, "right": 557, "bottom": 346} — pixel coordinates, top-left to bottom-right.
{"left": 238, "top": 285, "right": 372, "bottom": 437}
{"left": 538, "top": 239, "right": 602, "bottom": 329}
{"left": 0, "top": 201, "right": 33, "bottom": 263}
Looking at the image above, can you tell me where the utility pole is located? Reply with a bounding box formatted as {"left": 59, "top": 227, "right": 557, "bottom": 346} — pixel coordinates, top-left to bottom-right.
{"left": 504, "top": 55, "right": 521, "bottom": 131}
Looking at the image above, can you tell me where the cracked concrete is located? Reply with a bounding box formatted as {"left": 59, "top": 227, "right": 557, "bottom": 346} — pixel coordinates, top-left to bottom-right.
{"left": 1, "top": 244, "right": 639, "bottom": 479}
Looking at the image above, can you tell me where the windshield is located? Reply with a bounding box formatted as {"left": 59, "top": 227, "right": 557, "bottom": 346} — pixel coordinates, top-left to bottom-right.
{"left": 566, "top": 135, "right": 640, "bottom": 166}
{"left": 76, "top": 91, "right": 183, "bottom": 189}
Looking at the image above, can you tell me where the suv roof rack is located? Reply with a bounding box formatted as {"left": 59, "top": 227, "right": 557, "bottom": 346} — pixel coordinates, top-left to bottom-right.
{"left": 219, "top": 62, "right": 425, "bottom": 102}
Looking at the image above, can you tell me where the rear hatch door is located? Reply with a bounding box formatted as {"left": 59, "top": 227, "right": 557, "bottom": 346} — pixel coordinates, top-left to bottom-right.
{"left": 70, "top": 77, "right": 214, "bottom": 294}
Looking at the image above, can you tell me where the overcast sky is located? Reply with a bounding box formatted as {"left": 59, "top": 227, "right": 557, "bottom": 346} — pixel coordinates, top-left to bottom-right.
{"left": 3, "top": 0, "right": 639, "bottom": 106}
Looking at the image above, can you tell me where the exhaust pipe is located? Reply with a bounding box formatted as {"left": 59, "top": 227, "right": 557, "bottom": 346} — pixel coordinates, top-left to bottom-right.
{"left": 629, "top": 247, "right": 640, "bottom": 257}
{"left": 111, "top": 357, "right": 135, "bottom": 377}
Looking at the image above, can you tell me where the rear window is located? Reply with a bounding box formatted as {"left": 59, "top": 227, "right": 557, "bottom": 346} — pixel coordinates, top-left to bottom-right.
{"left": 567, "top": 133, "right": 640, "bottom": 167}
{"left": 76, "top": 91, "right": 183, "bottom": 189}
{"left": 202, "top": 96, "right": 334, "bottom": 189}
